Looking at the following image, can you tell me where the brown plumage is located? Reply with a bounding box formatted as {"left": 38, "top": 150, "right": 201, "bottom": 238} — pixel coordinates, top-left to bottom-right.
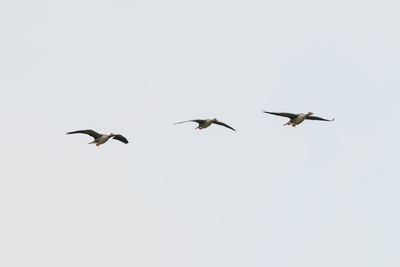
{"left": 174, "top": 118, "right": 236, "bottom": 131}
{"left": 263, "top": 111, "right": 334, "bottom": 127}
{"left": 67, "top": 129, "right": 129, "bottom": 146}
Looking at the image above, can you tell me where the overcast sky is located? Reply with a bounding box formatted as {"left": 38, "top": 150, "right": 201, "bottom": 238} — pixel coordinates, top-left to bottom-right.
{"left": 1, "top": 0, "right": 399, "bottom": 266}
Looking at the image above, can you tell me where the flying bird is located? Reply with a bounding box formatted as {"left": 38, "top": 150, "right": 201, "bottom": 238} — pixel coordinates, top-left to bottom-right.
{"left": 67, "top": 129, "right": 129, "bottom": 146}
{"left": 174, "top": 118, "right": 236, "bottom": 131}
{"left": 263, "top": 111, "right": 334, "bottom": 127}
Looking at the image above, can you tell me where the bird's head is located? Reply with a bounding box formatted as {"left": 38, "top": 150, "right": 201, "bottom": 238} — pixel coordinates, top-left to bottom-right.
{"left": 109, "top": 133, "right": 115, "bottom": 137}
{"left": 212, "top": 118, "right": 218, "bottom": 122}
{"left": 306, "top": 112, "right": 314, "bottom": 116}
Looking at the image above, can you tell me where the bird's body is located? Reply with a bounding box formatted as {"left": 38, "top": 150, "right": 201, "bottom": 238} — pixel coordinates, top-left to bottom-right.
{"left": 263, "top": 111, "right": 334, "bottom": 127}
{"left": 286, "top": 113, "right": 308, "bottom": 126}
{"left": 90, "top": 134, "right": 113, "bottom": 145}
{"left": 196, "top": 119, "right": 214, "bottom": 129}
{"left": 174, "top": 118, "right": 236, "bottom": 131}
{"left": 67, "top": 129, "right": 129, "bottom": 146}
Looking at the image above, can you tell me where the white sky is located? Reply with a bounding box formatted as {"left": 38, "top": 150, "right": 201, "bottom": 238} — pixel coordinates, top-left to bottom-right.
{"left": 1, "top": 0, "right": 399, "bottom": 266}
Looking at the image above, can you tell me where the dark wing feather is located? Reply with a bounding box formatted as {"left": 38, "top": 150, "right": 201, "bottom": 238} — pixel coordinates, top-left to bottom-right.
{"left": 213, "top": 121, "right": 236, "bottom": 131}
{"left": 66, "top": 129, "right": 101, "bottom": 138}
{"left": 112, "top": 134, "right": 129, "bottom": 144}
{"left": 174, "top": 119, "right": 205, "bottom": 125}
{"left": 306, "top": 116, "right": 334, "bottom": 121}
{"left": 263, "top": 111, "right": 298, "bottom": 119}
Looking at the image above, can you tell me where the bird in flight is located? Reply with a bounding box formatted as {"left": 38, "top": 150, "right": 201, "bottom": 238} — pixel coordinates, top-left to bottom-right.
{"left": 263, "top": 111, "right": 334, "bottom": 127}
{"left": 66, "top": 129, "right": 129, "bottom": 146}
{"left": 174, "top": 118, "right": 236, "bottom": 131}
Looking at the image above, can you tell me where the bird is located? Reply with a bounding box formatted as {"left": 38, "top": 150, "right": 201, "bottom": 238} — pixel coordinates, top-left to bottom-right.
{"left": 66, "top": 129, "right": 129, "bottom": 146}
{"left": 174, "top": 118, "right": 236, "bottom": 131}
{"left": 263, "top": 111, "right": 334, "bottom": 127}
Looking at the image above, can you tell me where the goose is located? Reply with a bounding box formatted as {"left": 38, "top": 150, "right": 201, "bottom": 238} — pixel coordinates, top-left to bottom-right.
{"left": 263, "top": 111, "right": 334, "bottom": 127}
{"left": 67, "top": 129, "right": 129, "bottom": 146}
{"left": 174, "top": 118, "right": 236, "bottom": 131}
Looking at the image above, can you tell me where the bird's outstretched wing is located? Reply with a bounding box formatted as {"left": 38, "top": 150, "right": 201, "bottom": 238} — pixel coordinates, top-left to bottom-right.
{"left": 213, "top": 121, "right": 236, "bottom": 131}
{"left": 112, "top": 134, "right": 129, "bottom": 144}
{"left": 174, "top": 119, "right": 205, "bottom": 125}
{"left": 263, "top": 111, "right": 298, "bottom": 119}
{"left": 306, "top": 116, "right": 334, "bottom": 121}
{"left": 66, "top": 129, "right": 101, "bottom": 138}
